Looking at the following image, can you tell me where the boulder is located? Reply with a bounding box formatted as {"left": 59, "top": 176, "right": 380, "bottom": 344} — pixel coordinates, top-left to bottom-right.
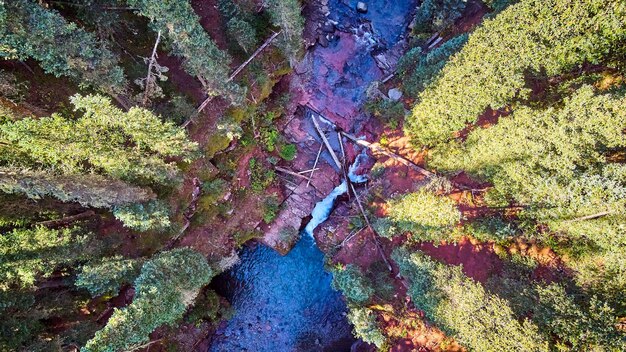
{"left": 388, "top": 88, "right": 403, "bottom": 101}
{"left": 321, "top": 20, "right": 335, "bottom": 33}
{"left": 356, "top": 2, "right": 368, "bottom": 13}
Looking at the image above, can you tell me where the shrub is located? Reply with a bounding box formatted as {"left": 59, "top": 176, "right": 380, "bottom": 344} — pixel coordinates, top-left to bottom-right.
{"left": 279, "top": 144, "right": 297, "bottom": 161}
{"left": 331, "top": 265, "right": 375, "bottom": 304}
{"left": 364, "top": 98, "right": 405, "bottom": 127}
{"left": 412, "top": 0, "right": 467, "bottom": 37}
{"left": 347, "top": 307, "right": 386, "bottom": 348}
{"left": 262, "top": 195, "right": 280, "bottom": 224}
{"left": 249, "top": 158, "right": 276, "bottom": 193}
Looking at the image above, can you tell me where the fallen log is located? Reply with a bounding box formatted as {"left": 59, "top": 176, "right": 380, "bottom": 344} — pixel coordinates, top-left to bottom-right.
{"left": 564, "top": 210, "right": 615, "bottom": 223}
{"left": 341, "top": 132, "right": 435, "bottom": 178}
{"left": 349, "top": 182, "right": 393, "bottom": 272}
{"left": 310, "top": 112, "right": 342, "bottom": 169}
{"left": 35, "top": 210, "right": 95, "bottom": 228}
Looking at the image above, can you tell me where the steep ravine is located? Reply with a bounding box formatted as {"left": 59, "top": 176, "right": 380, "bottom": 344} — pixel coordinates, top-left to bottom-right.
{"left": 208, "top": 1, "right": 418, "bottom": 351}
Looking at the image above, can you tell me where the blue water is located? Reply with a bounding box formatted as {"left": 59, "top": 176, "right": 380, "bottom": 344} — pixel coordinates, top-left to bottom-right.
{"left": 209, "top": 235, "right": 354, "bottom": 352}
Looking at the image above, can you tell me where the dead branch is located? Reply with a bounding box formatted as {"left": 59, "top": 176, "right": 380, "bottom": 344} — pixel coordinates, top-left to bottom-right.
{"left": 341, "top": 132, "right": 435, "bottom": 178}
{"left": 349, "top": 182, "right": 393, "bottom": 272}
{"left": 142, "top": 30, "right": 161, "bottom": 106}
{"left": 307, "top": 144, "right": 324, "bottom": 188}
{"left": 34, "top": 210, "right": 95, "bottom": 228}
{"left": 230, "top": 31, "right": 281, "bottom": 80}
{"left": 564, "top": 211, "right": 615, "bottom": 223}
{"left": 184, "top": 31, "right": 282, "bottom": 127}
{"left": 338, "top": 132, "right": 351, "bottom": 200}
{"left": 275, "top": 166, "right": 312, "bottom": 181}
{"left": 298, "top": 167, "right": 320, "bottom": 174}
{"left": 124, "top": 339, "right": 163, "bottom": 352}
{"left": 338, "top": 226, "right": 367, "bottom": 248}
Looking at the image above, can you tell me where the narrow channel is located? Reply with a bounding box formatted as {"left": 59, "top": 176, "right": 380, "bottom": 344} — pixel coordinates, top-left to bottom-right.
{"left": 209, "top": 1, "right": 418, "bottom": 351}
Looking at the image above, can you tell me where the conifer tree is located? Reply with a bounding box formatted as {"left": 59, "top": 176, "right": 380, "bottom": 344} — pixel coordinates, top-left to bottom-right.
{"left": 0, "top": 167, "right": 156, "bottom": 209}
{"left": 82, "top": 248, "right": 213, "bottom": 352}
{"left": 0, "top": 94, "right": 197, "bottom": 187}
{"left": 0, "top": 0, "right": 127, "bottom": 96}
{"left": 0, "top": 226, "right": 89, "bottom": 289}
{"left": 393, "top": 247, "right": 549, "bottom": 352}
{"left": 127, "top": 0, "right": 245, "bottom": 104}
{"left": 264, "top": 0, "right": 304, "bottom": 67}
{"left": 406, "top": 0, "right": 626, "bottom": 147}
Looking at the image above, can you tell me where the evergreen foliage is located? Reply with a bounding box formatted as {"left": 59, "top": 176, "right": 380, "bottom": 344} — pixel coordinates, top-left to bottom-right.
{"left": 430, "top": 87, "right": 626, "bottom": 263}
{"left": 382, "top": 189, "right": 460, "bottom": 241}
{"left": 0, "top": 94, "right": 197, "bottom": 187}
{"left": 264, "top": 0, "right": 304, "bottom": 66}
{"left": 331, "top": 264, "right": 375, "bottom": 304}
{"left": 397, "top": 34, "right": 468, "bottom": 98}
{"left": 113, "top": 200, "right": 171, "bottom": 232}
{"left": 218, "top": 0, "right": 258, "bottom": 53}
{"left": 406, "top": 0, "right": 626, "bottom": 147}
{"left": 346, "top": 307, "right": 386, "bottom": 348}
{"left": 0, "top": 167, "right": 156, "bottom": 209}
{"left": 393, "top": 247, "right": 549, "bottom": 351}
{"left": 127, "top": 0, "right": 245, "bottom": 104}
{"left": 0, "top": 226, "right": 89, "bottom": 289}
{"left": 535, "top": 283, "right": 626, "bottom": 351}
{"left": 75, "top": 256, "right": 143, "bottom": 297}
{"left": 0, "top": 0, "right": 127, "bottom": 95}
{"left": 82, "top": 248, "right": 213, "bottom": 352}
{"left": 413, "top": 0, "right": 467, "bottom": 36}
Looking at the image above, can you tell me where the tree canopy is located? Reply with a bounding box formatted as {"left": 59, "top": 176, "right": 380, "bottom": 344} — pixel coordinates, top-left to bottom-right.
{"left": 405, "top": 0, "right": 626, "bottom": 147}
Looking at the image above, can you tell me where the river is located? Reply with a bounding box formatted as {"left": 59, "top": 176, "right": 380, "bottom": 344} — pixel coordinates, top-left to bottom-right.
{"left": 208, "top": 1, "right": 417, "bottom": 351}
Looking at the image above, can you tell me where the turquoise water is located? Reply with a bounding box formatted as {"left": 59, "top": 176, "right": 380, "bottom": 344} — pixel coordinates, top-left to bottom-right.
{"left": 209, "top": 235, "right": 354, "bottom": 351}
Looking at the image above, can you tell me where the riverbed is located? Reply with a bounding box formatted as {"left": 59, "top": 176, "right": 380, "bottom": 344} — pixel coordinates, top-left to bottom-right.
{"left": 208, "top": 0, "right": 417, "bottom": 350}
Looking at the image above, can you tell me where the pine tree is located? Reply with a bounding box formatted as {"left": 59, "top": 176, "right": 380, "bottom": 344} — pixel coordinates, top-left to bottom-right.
{"left": 397, "top": 34, "right": 468, "bottom": 98}
{"left": 0, "top": 226, "right": 89, "bottom": 289}
{"left": 0, "top": 0, "right": 127, "bottom": 96}
{"left": 264, "top": 0, "right": 304, "bottom": 67}
{"left": 405, "top": 0, "right": 626, "bottom": 147}
{"left": 376, "top": 189, "right": 461, "bottom": 241}
{"left": 0, "top": 94, "right": 197, "bottom": 187}
{"left": 76, "top": 256, "right": 143, "bottom": 297}
{"left": 535, "top": 283, "right": 626, "bottom": 350}
{"left": 393, "top": 247, "right": 549, "bottom": 352}
{"left": 430, "top": 86, "right": 626, "bottom": 253}
{"left": 82, "top": 248, "right": 213, "bottom": 352}
{"left": 127, "top": 0, "right": 245, "bottom": 104}
{"left": 0, "top": 167, "right": 156, "bottom": 209}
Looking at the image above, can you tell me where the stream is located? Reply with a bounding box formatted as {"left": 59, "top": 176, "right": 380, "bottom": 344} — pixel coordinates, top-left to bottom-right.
{"left": 208, "top": 1, "right": 417, "bottom": 351}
